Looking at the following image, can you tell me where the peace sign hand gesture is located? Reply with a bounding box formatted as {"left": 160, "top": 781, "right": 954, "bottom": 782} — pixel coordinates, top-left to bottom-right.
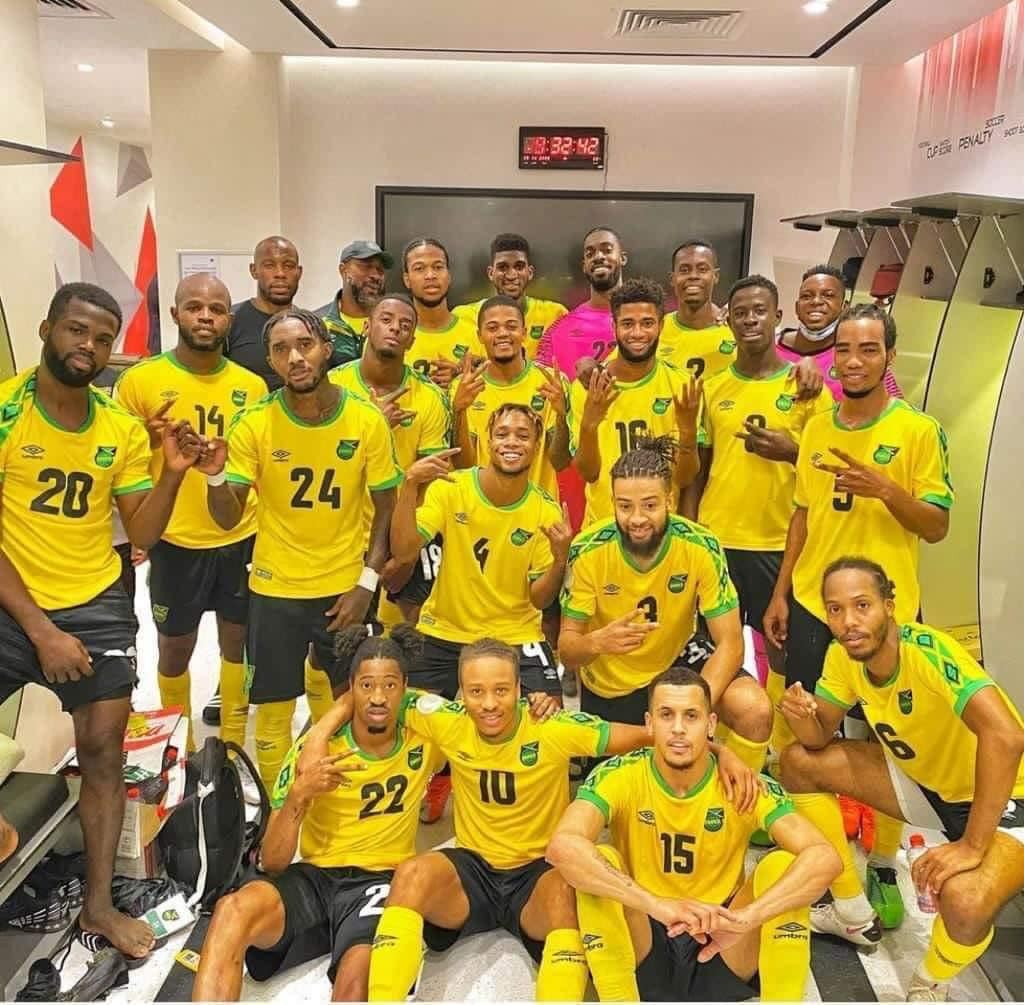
{"left": 815, "top": 447, "right": 893, "bottom": 501}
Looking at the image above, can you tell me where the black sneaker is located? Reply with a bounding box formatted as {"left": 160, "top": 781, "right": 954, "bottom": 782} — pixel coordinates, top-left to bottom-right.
{"left": 202, "top": 688, "right": 221, "bottom": 726}
{"left": 58, "top": 948, "right": 128, "bottom": 1001}
{"left": 1, "top": 889, "right": 71, "bottom": 934}
{"left": 15, "top": 959, "right": 61, "bottom": 1001}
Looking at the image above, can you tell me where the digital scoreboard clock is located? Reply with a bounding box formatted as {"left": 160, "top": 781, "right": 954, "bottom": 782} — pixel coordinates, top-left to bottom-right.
{"left": 518, "top": 126, "right": 607, "bottom": 170}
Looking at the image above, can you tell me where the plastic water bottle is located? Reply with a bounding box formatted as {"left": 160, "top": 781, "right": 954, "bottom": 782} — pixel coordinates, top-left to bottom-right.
{"left": 907, "top": 834, "right": 937, "bottom": 913}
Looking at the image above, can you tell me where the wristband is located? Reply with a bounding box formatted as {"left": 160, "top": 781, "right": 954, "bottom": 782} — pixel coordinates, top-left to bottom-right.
{"left": 206, "top": 471, "right": 227, "bottom": 487}
{"left": 358, "top": 566, "right": 380, "bottom": 592}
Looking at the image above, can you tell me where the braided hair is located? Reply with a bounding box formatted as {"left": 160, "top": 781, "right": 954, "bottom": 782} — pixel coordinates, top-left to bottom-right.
{"left": 329, "top": 624, "right": 423, "bottom": 690}
{"left": 261, "top": 307, "right": 329, "bottom": 350}
{"left": 486, "top": 401, "right": 544, "bottom": 442}
{"left": 458, "top": 637, "right": 520, "bottom": 678}
{"left": 822, "top": 557, "right": 896, "bottom": 603}
{"left": 609, "top": 434, "right": 678, "bottom": 490}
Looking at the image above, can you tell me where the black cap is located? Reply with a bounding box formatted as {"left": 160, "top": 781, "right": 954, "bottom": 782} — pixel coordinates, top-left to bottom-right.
{"left": 340, "top": 240, "right": 393, "bottom": 269}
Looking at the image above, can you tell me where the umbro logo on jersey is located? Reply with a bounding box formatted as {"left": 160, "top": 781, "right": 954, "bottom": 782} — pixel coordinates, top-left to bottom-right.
{"left": 520, "top": 741, "right": 539, "bottom": 766}
{"left": 652, "top": 397, "right": 672, "bottom": 415}
{"left": 704, "top": 807, "right": 725, "bottom": 832}
{"left": 637, "top": 809, "right": 656, "bottom": 826}
{"left": 898, "top": 689, "right": 913, "bottom": 714}
{"left": 603, "top": 584, "right": 620, "bottom": 595}
{"left": 873, "top": 444, "right": 900, "bottom": 464}
{"left": 775, "top": 922, "right": 807, "bottom": 940}
{"left": 454, "top": 512, "right": 468, "bottom": 524}
{"left": 718, "top": 400, "right": 735, "bottom": 412}
{"left": 337, "top": 439, "right": 360, "bottom": 460}
{"left": 95, "top": 446, "right": 117, "bottom": 468}
{"left": 20, "top": 444, "right": 44, "bottom": 458}
{"left": 272, "top": 449, "right": 291, "bottom": 462}
{"left": 511, "top": 528, "right": 534, "bottom": 546}
{"left": 668, "top": 573, "right": 688, "bottom": 594}
{"left": 372, "top": 934, "right": 398, "bottom": 949}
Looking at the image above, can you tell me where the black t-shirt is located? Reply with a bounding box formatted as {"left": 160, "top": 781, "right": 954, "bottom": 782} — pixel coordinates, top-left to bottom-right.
{"left": 226, "top": 300, "right": 278, "bottom": 389}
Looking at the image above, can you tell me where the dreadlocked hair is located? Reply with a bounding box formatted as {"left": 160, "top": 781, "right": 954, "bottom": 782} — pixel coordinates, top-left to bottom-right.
{"left": 329, "top": 624, "right": 422, "bottom": 690}
{"left": 609, "top": 434, "right": 678, "bottom": 489}
{"left": 458, "top": 637, "right": 520, "bottom": 678}
{"left": 262, "top": 307, "right": 329, "bottom": 349}
{"left": 486, "top": 401, "right": 544, "bottom": 441}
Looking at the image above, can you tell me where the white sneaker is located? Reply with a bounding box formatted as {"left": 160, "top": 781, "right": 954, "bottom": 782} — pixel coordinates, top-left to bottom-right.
{"left": 907, "top": 973, "right": 950, "bottom": 1001}
{"left": 810, "top": 897, "right": 883, "bottom": 949}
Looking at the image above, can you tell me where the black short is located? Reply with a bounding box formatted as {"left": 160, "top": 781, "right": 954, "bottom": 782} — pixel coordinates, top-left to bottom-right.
{"left": 580, "top": 634, "right": 718, "bottom": 726}
{"left": 783, "top": 594, "right": 833, "bottom": 691}
{"left": 637, "top": 918, "right": 758, "bottom": 1002}
{"left": 411, "top": 635, "right": 561, "bottom": 701}
{"left": 0, "top": 582, "right": 137, "bottom": 712}
{"left": 386, "top": 535, "right": 441, "bottom": 608}
{"left": 425, "top": 848, "right": 552, "bottom": 963}
{"left": 114, "top": 543, "right": 137, "bottom": 605}
{"left": 724, "top": 549, "right": 782, "bottom": 634}
{"left": 245, "top": 864, "right": 393, "bottom": 984}
{"left": 149, "top": 536, "right": 254, "bottom": 637}
{"left": 246, "top": 593, "right": 339, "bottom": 704}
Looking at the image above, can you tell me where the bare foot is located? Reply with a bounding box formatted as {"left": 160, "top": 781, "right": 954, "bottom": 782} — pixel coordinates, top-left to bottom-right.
{"left": 80, "top": 905, "right": 156, "bottom": 959}
{"left": 0, "top": 814, "right": 17, "bottom": 864}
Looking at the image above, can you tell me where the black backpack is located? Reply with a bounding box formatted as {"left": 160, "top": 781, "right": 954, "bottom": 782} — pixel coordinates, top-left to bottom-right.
{"left": 158, "top": 737, "right": 269, "bottom": 912}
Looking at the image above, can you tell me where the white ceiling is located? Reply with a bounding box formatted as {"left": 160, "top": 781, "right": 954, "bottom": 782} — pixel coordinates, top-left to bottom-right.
{"left": 36, "top": 0, "right": 1012, "bottom": 144}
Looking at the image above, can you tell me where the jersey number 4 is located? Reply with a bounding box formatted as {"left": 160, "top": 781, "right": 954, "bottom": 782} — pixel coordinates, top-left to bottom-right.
{"left": 30, "top": 469, "right": 93, "bottom": 518}
{"left": 290, "top": 468, "right": 342, "bottom": 509}
{"left": 660, "top": 832, "right": 696, "bottom": 874}
{"left": 473, "top": 537, "right": 490, "bottom": 573}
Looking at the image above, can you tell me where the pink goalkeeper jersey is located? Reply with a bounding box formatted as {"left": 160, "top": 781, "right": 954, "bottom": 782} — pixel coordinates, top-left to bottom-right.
{"left": 536, "top": 302, "right": 615, "bottom": 376}
{"left": 776, "top": 331, "right": 902, "bottom": 400}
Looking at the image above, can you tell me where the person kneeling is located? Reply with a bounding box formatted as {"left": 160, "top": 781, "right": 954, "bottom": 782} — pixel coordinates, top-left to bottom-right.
{"left": 780, "top": 557, "right": 1024, "bottom": 1002}
{"left": 548, "top": 665, "right": 840, "bottom": 1001}
{"left": 192, "top": 626, "right": 440, "bottom": 1002}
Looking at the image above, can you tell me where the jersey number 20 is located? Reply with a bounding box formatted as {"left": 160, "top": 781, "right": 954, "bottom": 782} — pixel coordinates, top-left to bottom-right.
{"left": 30, "top": 469, "right": 93, "bottom": 518}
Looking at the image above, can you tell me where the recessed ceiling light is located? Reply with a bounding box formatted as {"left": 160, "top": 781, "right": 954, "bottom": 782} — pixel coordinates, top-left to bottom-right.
{"left": 100, "top": 117, "right": 115, "bottom": 128}
{"left": 802, "top": 0, "right": 830, "bottom": 12}
{"left": 336, "top": 0, "right": 360, "bottom": 7}
{"left": 77, "top": 63, "right": 94, "bottom": 73}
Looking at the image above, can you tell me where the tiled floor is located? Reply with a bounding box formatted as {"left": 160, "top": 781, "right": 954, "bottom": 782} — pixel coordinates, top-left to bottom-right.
{"left": 44, "top": 568, "right": 1002, "bottom": 1002}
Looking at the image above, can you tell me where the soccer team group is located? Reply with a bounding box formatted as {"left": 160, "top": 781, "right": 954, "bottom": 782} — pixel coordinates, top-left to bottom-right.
{"left": 1, "top": 226, "right": 1023, "bottom": 1003}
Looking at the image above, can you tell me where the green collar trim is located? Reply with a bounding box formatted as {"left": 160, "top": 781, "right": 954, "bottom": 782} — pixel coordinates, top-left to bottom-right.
{"left": 340, "top": 721, "right": 404, "bottom": 761}
{"left": 167, "top": 349, "right": 227, "bottom": 376}
{"left": 649, "top": 750, "right": 717, "bottom": 800}
{"left": 728, "top": 361, "right": 790, "bottom": 383}
{"left": 471, "top": 467, "right": 531, "bottom": 510}
{"left": 832, "top": 396, "right": 898, "bottom": 431}
{"left": 35, "top": 389, "right": 95, "bottom": 433}
{"left": 277, "top": 387, "right": 346, "bottom": 427}
{"left": 616, "top": 524, "right": 672, "bottom": 573}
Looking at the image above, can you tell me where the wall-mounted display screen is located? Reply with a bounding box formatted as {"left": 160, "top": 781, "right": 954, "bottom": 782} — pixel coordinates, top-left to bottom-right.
{"left": 519, "top": 127, "right": 606, "bottom": 170}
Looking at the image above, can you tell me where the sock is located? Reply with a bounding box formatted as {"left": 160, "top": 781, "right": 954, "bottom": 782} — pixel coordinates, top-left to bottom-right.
{"left": 254, "top": 699, "right": 296, "bottom": 791}
{"left": 576, "top": 845, "right": 639, "bottom": 1001}
{"left": 921, "top": 915, "right": 994, "bottom": 984}
{"left": 304, "top": 657, "right": 334, "bottom": 724}
{"left": 159, "top": 670, "right": 193, "bottom": 751}
{"left": 724, "top": 729, "right": 768, "bottom": 775}
{"left": 790, "top": 792, "right": 869, "bottom": 907}
{"left": 367, "top": 905, "right": 424, "bottom": 1001}
{"left": 754, "top": 850, "right": 810, "bottom": 1000}
{"left": 219, "top": 658, "right": 248, "bottom": 749}
{"left": 752, "top": 629, "right": 770, "bottom": 686}
{"left": 766, "top": 670, "right": 795, "bottom": 754}
{"left": 872, "top": 812, "right": 903, "bottom": 864}
{"left": 536, "top": 928, "right": 588, "bottom": 1002}
{"left": 714, "top": 722, "right": 734, "bottom": 748}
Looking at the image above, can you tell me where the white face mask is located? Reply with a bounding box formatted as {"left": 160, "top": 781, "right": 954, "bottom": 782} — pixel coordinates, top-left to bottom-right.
{"left": 798, "top": 317, "right": 840, "bottom": 343}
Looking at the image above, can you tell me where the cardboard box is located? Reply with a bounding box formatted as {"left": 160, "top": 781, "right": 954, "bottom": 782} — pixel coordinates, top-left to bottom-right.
{"left": 118, "top": 798, "right": 164, "bottom": 860}
{"left": 115, "top": 838, "right": 163, "bottom": 880}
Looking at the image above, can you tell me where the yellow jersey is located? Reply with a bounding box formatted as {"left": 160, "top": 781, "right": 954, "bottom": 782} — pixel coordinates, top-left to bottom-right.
{"left": 698, "top": 364, "right": 834, "bottom": 551}
{"left": 408, "top": 314, "right": 482, "bottom": 381}
{"left": 0, "top": 369, "right": 152, "bottom": 610}
{"left": 561, "top": 515, "right": 738, "bottom": 698}
{"left": 816, "top": 623, "right": 1024, "bottom": 805}
{"left": 454, "top": 297, "right": 568, "bottom": 360}
{"left": 226, "top": 388, "right": 402, "bottom": 598}
{"left": 578, "top": 750, "right": 794, "bottom": 904}
{"left": 449, "top": 361, "right": 567, "bottom": 499}
{"left": 271, "top": 721, "right": 443, "bottom": 871}
{"left": 401, "top": 691, "right": 610, "bottom": 867}
{"left": 415, "top": 468, "right": 561, "bottom": 644}
{"left": 114, "top": 351, "right": 264, "bottom": 549}
{"left": 569, "top": 359, "right": 690, "bottom": 525}
{"left": 792, "top": 399, "right": 954, "bottom": 622}
{"left": 658, "top": 316, "right": 735, "bottom": 379}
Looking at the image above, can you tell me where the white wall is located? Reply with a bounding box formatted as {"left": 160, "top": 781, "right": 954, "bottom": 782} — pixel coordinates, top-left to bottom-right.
{"left": 280, "top": 58, "right": 850, "bottom": 310}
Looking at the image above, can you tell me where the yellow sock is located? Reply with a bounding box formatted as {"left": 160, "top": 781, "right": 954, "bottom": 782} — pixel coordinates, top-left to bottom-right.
{"left": 219, "top": 658, "right": 248, "bottom": 750}
{"left": 766, "top": 670, "right": 795, "bottom": 753}
{"left": 367, "top": 905, "right": 424, "bottom": 1002}
{"left": 715, "top": 722, "right": 733, "bottom": 747}
{"left": 922, "top": 915, "right": 993, "bottom": 984}
{"left": 536, "top": 928, "right": 588, "bottom": 1002}
{"left": 158, "top": 670, "right": 193, "bottom": 751}
{"left": 790, "top": 792, "right": 864, "bottom": 900}
{"left": 754, "top": 850, "right": 810, "bottom": 1001}
{"left": 873, "top": 811, "right": 903, "bottom": 859}
{"left": 253, "top": 699, "right": 296, "bottom": 791}
{"left": 724, "top": 729, "right": 768, "bottom": 775}
{"left": 576, "top": 845, "right": 638, "bottom": 1001}
{"left": 304, "top": 657, "right": 334, "bottom": 724}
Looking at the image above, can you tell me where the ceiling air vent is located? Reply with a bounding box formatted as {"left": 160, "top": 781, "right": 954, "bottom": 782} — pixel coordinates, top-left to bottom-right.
{"left": 38, "top": 0, "right": 111, "bottom": 17}
{"left": 614, "top": 8, "right": 743, "bottom": 39}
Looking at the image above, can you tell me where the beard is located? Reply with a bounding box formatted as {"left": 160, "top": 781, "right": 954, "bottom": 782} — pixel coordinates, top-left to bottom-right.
{"left": 617, "top": 519, "right": 668, "bottom": 558}
{"left": 615, "top": 336, "right": 659, "bottom": 365}
{"left": 589, "top": 264, "right": 622, "bottom": 293}
{"left": 350, "top": 277, "right": 383, "bottom": 309}
{"left": 842, "top": 376, "right": 885, "bottom": 399}
{"left": 43, "top": 341, "right": 99, "bottom": 387}
{"left": 415, "top": 292, "right": 446, "bottom": 309}
{"left": 179, "top": 328, "right": 225, "bottom": 353}
{"left": 259, "top": 283, "right": 295, "bottom": 307}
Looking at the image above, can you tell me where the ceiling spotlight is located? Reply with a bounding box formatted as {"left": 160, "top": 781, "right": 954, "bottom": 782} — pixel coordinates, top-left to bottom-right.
{"left": 100, "top": 117, "right": 115, "bottom": 128}
{"left": 336, "top": 0, "right": 360, "bottom": 7}
{"left": 77, "top": 63, "right": 94, "bottom": 73}
{"left": 802, "top": 0, "right": 830, "bottom": 12}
